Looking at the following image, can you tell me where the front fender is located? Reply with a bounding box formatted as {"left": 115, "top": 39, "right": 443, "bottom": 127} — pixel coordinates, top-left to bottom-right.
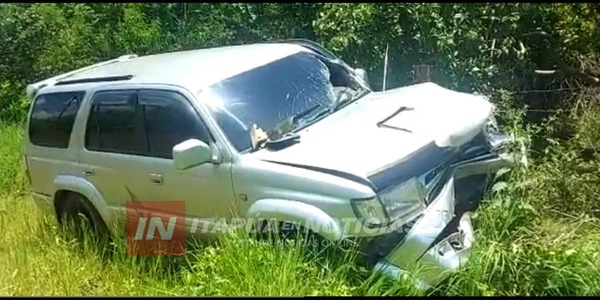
{"left": 53, "top": 175, "right": 114, "bottom": 232}
{"left": 245, "top": 199, "right": 345, "bottom": 241}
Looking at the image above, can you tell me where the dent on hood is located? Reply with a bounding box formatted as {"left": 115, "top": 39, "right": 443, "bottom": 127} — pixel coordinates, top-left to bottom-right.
{"left": 251, "top": 82, "right": 495, "bottom": 190}
{"left": 378, "top": 83, "right": 495, "bottom": 148}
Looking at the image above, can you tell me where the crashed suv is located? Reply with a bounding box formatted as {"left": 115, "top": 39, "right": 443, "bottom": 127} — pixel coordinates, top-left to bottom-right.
{"left": 23, "top": 39, "right": 516, "bottom": 288}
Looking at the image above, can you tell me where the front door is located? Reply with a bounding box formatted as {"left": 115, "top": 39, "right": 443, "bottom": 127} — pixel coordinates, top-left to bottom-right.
{"left": 79, "top": 87, "right": 236, "bottom": 238}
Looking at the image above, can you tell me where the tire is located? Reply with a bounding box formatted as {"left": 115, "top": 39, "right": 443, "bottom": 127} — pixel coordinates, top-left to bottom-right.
{"left": 56, "top": 193, "right": 111, "bottom": 252}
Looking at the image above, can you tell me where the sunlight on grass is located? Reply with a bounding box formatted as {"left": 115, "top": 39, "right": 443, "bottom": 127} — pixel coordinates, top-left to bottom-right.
{"left": 1, "top": 122, "right": 599, "bottom": 296}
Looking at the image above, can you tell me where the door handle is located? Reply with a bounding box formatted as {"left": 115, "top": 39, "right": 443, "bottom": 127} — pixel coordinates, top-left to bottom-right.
{"left": 149, "top": 174, "right": 163, "bottom": 185}
{"left": 83, "top": 169, "right": 94, "bottom": 176}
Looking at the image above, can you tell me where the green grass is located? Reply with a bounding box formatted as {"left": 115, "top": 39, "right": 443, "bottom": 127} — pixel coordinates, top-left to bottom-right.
{"left": 1, "top": 122, "right": 599, "bottom": 296}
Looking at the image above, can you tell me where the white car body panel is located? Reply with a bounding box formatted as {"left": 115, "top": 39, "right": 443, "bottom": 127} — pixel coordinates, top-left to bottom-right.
{"left": 22, "top": 41, "right": 517, "bottom": 290}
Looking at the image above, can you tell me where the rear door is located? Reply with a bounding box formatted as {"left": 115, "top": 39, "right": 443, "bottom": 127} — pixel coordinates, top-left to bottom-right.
{"left": 77, "top": 89, "right": 148, "bottom": 210}
{"left": 24, "top": 91, "right": 86, "bottom": 196}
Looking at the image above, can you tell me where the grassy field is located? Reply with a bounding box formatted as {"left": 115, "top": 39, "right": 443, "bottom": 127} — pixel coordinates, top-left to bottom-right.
{"left": 1, "top": 122, "right": 599, "bottom": 296}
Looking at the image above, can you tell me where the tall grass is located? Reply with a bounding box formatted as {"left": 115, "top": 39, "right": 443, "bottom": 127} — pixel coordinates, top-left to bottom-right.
{"left": 1, "top": 119, "right": 599, "bottom": 296}
{"left": 0, "top": 123, "right": 27, "bottom": 195}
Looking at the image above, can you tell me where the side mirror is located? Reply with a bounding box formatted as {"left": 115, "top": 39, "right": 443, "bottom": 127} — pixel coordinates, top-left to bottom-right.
{"left": 354, "top": 68, "right": 369, "bottom": 84}
{"left": 172, "top": 139, "right": 215, "bottom": 170}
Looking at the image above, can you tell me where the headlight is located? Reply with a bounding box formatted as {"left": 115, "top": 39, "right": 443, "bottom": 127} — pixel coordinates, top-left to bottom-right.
{"left": 351, "top": 197, "right": 388, "bottom": 228}
{"left": 378, "top": 177, "right": 427, "bottom": 223}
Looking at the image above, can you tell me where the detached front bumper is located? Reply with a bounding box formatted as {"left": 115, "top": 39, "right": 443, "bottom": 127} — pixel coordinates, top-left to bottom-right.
{"left": 364, "top": 177, "right": 474, "bottom": 289}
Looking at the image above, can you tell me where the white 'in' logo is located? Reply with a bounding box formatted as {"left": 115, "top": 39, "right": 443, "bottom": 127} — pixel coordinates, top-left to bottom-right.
{"left": 134, "top": 217, "right": 177, "bottom": 240}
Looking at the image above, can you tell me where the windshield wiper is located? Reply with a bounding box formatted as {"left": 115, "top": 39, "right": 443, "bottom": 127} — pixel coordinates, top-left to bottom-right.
{"left": 253, "top": 103, "right": 321, "bottom": 150}
{"left": 253, "top": 127, "right": 301, "bottom": 151}
{"left": 291, "top": 103, "right": 322, "bottom": 124}
{"left": 295, "top": 88, "right": 370, "bottom": 129}
{"left": 264, "top": 132, "right": 301, "bottom": 150}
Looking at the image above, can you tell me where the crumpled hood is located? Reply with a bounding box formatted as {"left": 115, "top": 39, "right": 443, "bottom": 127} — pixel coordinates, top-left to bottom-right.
{"left": 251, "top": 82, "right": 494, "bottom": 190}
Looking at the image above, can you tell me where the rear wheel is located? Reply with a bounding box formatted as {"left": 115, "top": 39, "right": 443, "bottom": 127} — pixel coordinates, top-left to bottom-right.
{"left": 56, "top": 193, "right": 111, "bottom": 252}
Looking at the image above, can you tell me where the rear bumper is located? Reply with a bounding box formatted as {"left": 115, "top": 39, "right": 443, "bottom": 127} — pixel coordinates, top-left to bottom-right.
{"left": 366, "top": 177, "right": 474, "bottom": 289}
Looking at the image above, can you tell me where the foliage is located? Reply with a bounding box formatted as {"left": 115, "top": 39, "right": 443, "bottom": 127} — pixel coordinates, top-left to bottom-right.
{"left": 1, "top": 3, "right": 600, "bottom": 119}
{"left": 1, "top": 3, "right": 600, "bottom": 296}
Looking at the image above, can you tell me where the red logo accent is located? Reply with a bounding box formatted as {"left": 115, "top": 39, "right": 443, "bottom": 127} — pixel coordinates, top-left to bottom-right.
{"left": 125, "top": 201, "right": 186, "bottom": 256}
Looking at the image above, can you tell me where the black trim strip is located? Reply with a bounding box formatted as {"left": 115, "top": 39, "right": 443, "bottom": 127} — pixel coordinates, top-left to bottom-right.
{"left": 34, "top": 192, "right": 52, "bottom": 197}
{"left": 262, "top": 160, "right": 377, "bottom": 191}
{"left": 55, "top": 75, "right": 133, "bottom": 86}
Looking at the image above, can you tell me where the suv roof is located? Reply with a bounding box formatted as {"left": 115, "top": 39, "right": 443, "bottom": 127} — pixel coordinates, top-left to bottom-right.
{"left": 27, "top": 42, "right": 310, "bottom": 97}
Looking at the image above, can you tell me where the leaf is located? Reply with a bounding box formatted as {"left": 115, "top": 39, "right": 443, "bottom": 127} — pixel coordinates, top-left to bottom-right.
{"left": 491, "top": 181, "right": 508, "bottom": 193}
{"left": 493, "top": 167, "right": 512, "bottom": 180}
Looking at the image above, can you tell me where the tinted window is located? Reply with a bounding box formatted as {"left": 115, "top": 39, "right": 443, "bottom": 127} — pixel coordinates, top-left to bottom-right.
{"left": 29, "top": 91, "right": 85, "bottom": 148}
{"left": 139, "top": 90, "right": 210, "bottom": 159}
{"left": 85, "top": 90, "right": 145, "bottom": 154}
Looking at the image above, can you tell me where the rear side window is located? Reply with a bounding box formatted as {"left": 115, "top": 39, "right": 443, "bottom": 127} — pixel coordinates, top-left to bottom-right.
{"left": 85, "top": 90, "right": 146, "bottom": 154}
{"left": 29, "top": 91, "right": 85, "bottom": 148}
{"left": 139, "top": 90, "right": 211, "bottom": 158}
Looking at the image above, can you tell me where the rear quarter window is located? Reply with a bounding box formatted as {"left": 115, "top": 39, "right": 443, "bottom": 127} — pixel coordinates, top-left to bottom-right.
{"left": 28, "top": 91, "right": 86, "bottom": 148}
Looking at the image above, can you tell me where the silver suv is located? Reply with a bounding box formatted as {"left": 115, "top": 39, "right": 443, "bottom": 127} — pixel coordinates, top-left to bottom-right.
{"left": 23, "top": 39, "right": 516, "bottom": 288}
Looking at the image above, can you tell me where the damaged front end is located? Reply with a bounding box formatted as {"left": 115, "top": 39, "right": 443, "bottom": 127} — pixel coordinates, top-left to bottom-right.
{"left": 357, "top": 123, "right": 517, "bottom": 289}
{"left": 453, "top": 119, "right": 518, "bottom": 214}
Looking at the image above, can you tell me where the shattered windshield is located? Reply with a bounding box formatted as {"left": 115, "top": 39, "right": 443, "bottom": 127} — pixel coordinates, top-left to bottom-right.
{"left": 201, "top": 50, "right": 365, "bottom": 153}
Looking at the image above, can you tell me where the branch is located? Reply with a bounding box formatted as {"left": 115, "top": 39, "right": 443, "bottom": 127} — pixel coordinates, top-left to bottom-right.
{"left": 535, "top": 67, "right": 600, "bottom": 85}
{"left": 526, "top": 31, "right": 600, "bottom": 86}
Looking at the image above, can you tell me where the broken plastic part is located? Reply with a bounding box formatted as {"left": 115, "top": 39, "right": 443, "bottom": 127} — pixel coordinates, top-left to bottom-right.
{"left": 250, "top": 123, "right": 269, "bottom": 151}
